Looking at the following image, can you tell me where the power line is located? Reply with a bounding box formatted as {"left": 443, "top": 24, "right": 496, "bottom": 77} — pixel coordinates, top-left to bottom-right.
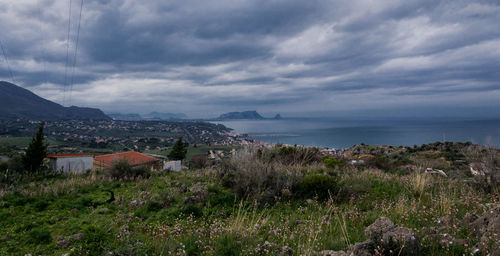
{"left": 63, "top": 0, "right": 73, "bottom": 106}
{"left": 68, "top": 0, "right": 84, "bottom": 106}
{"left": 0, "top": 39, "right": 15, "bottom": 83}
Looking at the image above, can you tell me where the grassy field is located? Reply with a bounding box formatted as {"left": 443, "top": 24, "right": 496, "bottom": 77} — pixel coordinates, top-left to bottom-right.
{"left": 0, "top": 137, "right": 61, "bottom": 148}
{"left": 0, "top": 144, "right": 498, "bottom": 255}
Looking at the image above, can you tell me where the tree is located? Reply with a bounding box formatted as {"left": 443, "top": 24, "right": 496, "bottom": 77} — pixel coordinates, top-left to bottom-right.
{"left": 168, "top": 137, "right": 187, "bottom": 161}
{"left": 23, "top": 122, "right": 48, "bottom": 174}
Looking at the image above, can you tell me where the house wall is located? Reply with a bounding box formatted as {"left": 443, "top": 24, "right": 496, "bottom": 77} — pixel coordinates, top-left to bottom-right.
{"left": 52, "top": 157, "right": 93, "bottom": 173}
{"left": 163, "top": 160, "right": 181, "bottom": 171}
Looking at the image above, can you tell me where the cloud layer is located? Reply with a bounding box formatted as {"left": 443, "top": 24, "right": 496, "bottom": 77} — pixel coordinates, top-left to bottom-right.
{"left": 1, "top": 0, "right": 499, "bottom": 118}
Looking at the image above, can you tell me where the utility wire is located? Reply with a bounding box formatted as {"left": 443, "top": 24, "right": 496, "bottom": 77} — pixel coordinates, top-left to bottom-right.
{"left": 68, "top": 0, "right": 84, "bottom": 106}
{"left": 63, "top": 0, "right": 73, "bottom": 106}
{"left": 0, "top": 39, "right": 15, "bottom": 84}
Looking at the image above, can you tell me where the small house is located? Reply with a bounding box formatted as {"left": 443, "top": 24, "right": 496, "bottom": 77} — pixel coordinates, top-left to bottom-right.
{"left": 47, "top": 154, "right": 93, "bottom": 173}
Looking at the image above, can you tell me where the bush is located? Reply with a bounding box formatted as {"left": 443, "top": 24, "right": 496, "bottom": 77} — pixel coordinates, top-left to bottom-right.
{"left": 190, "top": 154, "right": 209, "bottom": 169}
{"left": 215, "top": 233, "right": 242, "bottom": 256}
{"left": 81, "top": 226, "right": 107, "bottom": 255}
{"left": 293, "top": 174, "right": 340, "bottom": 201}
{"left": 181, "top": 204, "right": 203, "bottom": 217}
{"left": 323, "top": 157, "right": 344, "bottom": 169}
{"left": 258, "top": 145, "right": 322, "bottom": 165}
{"left": 32, "top": 199, "right": 50, "bottom": 211}
{"left": 107, "top": 159, "right": 149, "bottom": 179}
{"left": 29, "top": 228, "right": 51, "bottom": 244}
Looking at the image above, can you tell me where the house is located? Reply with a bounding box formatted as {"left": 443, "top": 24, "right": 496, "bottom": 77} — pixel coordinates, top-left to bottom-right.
{"left": 94, "top": 151, "right": 162, "bottom": 171}
{"left": 163, "top": 160, "right": 182, "bottom": 171}
{"left": 47, "top": 154, "right": 93, "bottom": 173}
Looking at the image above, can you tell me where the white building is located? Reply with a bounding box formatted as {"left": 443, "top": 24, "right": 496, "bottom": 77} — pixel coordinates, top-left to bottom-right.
{"left": 163, "top": 160, "right": 182, "bottom": 171}
{"left": 47, "top": 154, "right": 93, "bottom": 173}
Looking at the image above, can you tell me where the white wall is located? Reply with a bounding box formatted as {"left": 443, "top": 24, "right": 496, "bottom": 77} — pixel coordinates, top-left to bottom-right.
{"left": 51, "top": 157, "right": 93, "bottom": 173}
{"left": 163, "top": 160, "right": 181, "bottom": 171}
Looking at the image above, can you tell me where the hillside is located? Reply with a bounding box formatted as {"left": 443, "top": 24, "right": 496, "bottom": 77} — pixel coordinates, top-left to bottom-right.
{"left": 0, "top": 81, "right": 110, "bottom": 120}
{"left": 0, "top": 143, "right": 498, "bottom": 255}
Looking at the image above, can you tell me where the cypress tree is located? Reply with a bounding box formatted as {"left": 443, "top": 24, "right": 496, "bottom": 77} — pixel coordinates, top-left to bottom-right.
{"left": 23, "top": 122, "right": 48, "bottom": 174}
{"left": 168, "top": 137, "right": 187, "bottom": 161}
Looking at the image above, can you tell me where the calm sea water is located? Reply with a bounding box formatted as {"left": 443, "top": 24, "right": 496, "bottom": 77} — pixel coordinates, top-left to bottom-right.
{"left": 213, "top": 118, "right": 500, "bottom": 148}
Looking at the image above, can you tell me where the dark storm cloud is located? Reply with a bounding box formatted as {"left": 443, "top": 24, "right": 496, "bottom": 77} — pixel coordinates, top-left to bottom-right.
{"left": 0, "top": 0, "right": 499, "bottom": 117}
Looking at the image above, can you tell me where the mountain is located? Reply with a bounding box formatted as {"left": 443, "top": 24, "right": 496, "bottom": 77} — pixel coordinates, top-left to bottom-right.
{"left": 0, "top": 81, "right": 110, "bottom": 120}
{"left": 217, "top": 111, "right": 264, "bottom": 120}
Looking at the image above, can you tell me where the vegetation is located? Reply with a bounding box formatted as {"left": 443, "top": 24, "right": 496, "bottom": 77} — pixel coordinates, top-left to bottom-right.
{"left": 168, "top": 137, "right": 188, "bottom": 161}
{"left": 22, "top": 122, "right": 48, "bottom": 174}
{"left": 0, "top": 143, "right": 498, "bottom": 255}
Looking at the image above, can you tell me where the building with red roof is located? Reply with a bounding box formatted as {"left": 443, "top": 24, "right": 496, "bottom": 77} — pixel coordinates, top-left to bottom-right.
{"left": 94, "top": 151, "right": 162, "bottom": 171}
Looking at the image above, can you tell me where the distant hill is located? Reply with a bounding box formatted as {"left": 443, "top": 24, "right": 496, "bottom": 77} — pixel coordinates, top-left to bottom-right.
{"left": 217, "top": 111, "right": 264, "bottom": 120}
{"left": 0, "top": 81, "right": 110, "bottom": 120}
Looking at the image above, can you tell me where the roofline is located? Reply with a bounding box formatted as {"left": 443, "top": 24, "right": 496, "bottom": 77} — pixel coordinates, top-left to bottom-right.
{"left": 47, "top": 154, "right": 93, "bottom": 158}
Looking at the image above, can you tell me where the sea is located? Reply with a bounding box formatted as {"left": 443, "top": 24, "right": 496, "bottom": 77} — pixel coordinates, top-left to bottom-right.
{"left": 212, "top": 118, "right": 500, "bottom": 149}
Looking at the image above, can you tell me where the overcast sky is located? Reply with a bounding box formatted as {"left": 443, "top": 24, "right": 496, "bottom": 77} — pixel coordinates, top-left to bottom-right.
{"left": 1, "top": 0, "right": 499, "bottom": 118}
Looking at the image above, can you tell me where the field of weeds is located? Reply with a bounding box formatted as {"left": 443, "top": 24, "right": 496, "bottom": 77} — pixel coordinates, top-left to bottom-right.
{"left": 0, "top": 144, "right": 499, "bottom": 255}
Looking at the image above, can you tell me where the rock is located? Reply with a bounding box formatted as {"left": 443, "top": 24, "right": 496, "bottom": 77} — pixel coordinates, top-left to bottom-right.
{"left": 321, "top": 250, "right": 346, "bottom": 256}
{"left": 351, "top": 240, "right": 374, "bottom": 256}
{"left": 362, "top": 217, "right": 419, "bottom": 256}
{"left": 71, "top": 233, "right": 85, "bottom": 240}
{"left": 365, "top": 217, "right": 396, "bottom": 241}
{"left": 380, "top": 227, "right": 419, "bottom": 255}
{"left": 56, "top": 239, "right": 70, "bottom": 248}
{"left": 468, "top": 205, "right": 500, "bottom": 254}
{"left": 278, "top": 245, "right": 293, "bottom": 256}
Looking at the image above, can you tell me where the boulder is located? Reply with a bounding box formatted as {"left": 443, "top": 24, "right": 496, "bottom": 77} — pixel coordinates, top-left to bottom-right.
{"left": 350, "top": 240, "right": 374, "bottom": 256}
{"left": 56, "top": 239, "right": 70, "bottom": 249}
{"left": 365, "top": 217, "right": 396, "bottom": 242}
{"left": 364, "top": 217, "right": 419, "bottom": 256}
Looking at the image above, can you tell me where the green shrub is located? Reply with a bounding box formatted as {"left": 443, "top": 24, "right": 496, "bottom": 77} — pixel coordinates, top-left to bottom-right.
{"left": 215, "top": 233, "right": 241, "bottom": 256}
{"left": 182, "top": 204, "right": 203, "bottom": 217}
{"left": 76, "top": 195, "right": 93, "bottom": 209}
{"left": 323, "top": 157, "right": 344, "bottom": 169}
{"left": 107, "top": 159, "right": 149, "bottom": 179}
{"left": 182, "top": 235, "right": 202, "bottom": 256}
{"left": 29, "top": 228, "right": 51, "bottom": 244}
{"left": 78, "top": 226, "right": 107, "bottom": 255}
{"left": 32, "top": 199, "right": 50, "bottom": 211}
{"left": 293, "top": 174, "right": 340, "bottom": 201}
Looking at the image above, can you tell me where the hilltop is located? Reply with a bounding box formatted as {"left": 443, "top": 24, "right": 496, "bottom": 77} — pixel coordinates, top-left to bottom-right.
{"left": 217, "top": 111, "right": 264, "bottom": 120}
{"left": 0, "top": 81, "right": 110, "bottom": 121}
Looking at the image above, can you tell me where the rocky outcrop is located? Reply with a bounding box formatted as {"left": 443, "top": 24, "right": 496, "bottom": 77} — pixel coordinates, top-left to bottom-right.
{"left": 323, "top": 217, "right": 419, "bottom": 256}
{"left": 469, "top": 205, "right": 500, "bottom": 255}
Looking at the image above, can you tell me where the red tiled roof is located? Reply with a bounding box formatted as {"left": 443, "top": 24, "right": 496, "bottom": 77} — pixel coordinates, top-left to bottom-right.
{"left": 47, "top": 154, "right": 92, "bottom": 158}
{"left": 94, "top": 151, "right": 159, "bottom": 167}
